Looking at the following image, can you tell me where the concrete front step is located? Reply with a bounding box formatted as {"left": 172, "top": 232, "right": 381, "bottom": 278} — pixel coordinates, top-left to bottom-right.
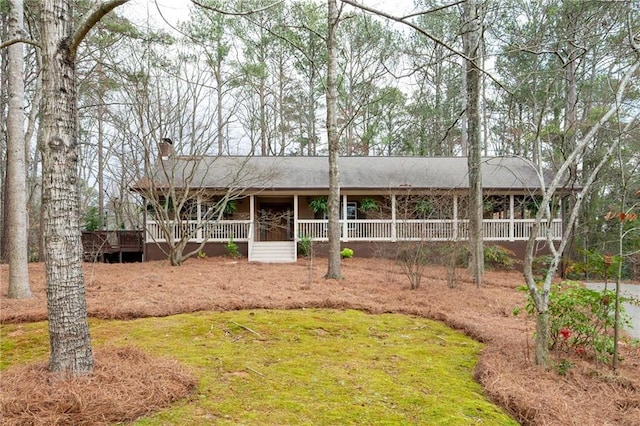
{"left": 249, "top": 241, "right": 297, "bottom": 263}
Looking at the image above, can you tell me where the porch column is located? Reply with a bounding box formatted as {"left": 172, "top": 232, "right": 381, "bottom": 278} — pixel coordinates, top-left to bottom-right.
{"left": 509, "top": 194, "right": 515, "bottom": 241}
{"left": 196, "top": 195, "right": 202, "bottom": 242}
{"left": 293, "top": 194, "right": 299, "bottom": 243}
{"left": 558, "top": 196, "right": 564, "bottom": 240}
{"left": 249, "top": 195, "right": 255, "bottom": 244}
{"left": 391, "top": 193, "right": 397, "bottom": 242}
{"left": 453, "top": 195, "right": 458, "bottom": 240}
{"left": 342, "top": 194, "right": 348, "bottom": 241}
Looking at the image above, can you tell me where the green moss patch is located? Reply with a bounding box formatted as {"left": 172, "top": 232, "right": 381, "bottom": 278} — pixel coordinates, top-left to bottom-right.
{"left": 1, "top": 310, "right": 516, "bottom": 425}
{"left": 0, "top": 321, "right": 50, "bottom": 368}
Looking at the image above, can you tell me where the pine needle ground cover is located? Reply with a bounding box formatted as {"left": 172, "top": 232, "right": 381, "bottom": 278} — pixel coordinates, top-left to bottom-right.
{"left": 1, "top": 309, "right": 516, "bottom": 425}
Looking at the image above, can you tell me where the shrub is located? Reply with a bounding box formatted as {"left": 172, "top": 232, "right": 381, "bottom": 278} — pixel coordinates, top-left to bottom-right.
{"left": 226, "top": 238, "right": 241, "bottom": 258}
{"left": 518, "top": 280, "right": 637, "bottom": 365}
{"left": 532, "top": 254, "right": 554, "bottom": 279}
{"left": 567, "top": 249, "right": 622, "bottom": 280}
{"left": 435, "top": 243, "right": 467, "bottom": 268}
{"left": 397, "top": 244, "right": 430, "bottom": 290}
{"left": 556, "top": 358, "right": 573, "bottom": 376}
{"left": 484, "top": 245, "right": 518, "bottom": 270}
{"left": 341, "top": 248, "right": 354, "bottom": 259}
{"left": 298, "top": 235, "right": 312, "bottom": 257}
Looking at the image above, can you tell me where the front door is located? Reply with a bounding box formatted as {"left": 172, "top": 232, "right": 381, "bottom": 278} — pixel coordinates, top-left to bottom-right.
{"left": 257, "top": 201, "right": 294, "bottom": 241}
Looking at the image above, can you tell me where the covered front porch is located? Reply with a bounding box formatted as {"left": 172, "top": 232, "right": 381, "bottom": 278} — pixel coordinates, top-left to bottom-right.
{"left": 144, "top": 192, "right": 563, "bottom": 262}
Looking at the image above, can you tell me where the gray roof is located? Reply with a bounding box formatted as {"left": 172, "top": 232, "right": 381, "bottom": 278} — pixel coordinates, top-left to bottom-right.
{"left": 142, "top": 155, "right": 552, "bottom": 192}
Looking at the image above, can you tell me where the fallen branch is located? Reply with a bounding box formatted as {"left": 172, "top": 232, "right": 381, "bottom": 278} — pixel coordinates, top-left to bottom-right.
{"left": 230, "top": 321, "right": 263, "bottom": 338}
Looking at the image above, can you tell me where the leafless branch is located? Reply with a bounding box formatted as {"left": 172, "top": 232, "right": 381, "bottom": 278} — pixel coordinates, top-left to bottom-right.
{"left": 523, "top": 57, "right": 640, "bottom": 312}
{"left": 191, "top": 0, "right": 284, "bottom": 16}
{"left": 0, "top": 38, "right": 40, "bottom": 50}
{"left": 230, "top": 321, "right": 263, "bottom": 338}
{"left": 154, "top": 0, "right": 189, "bottom": 36}
{"left": 339, "top": 0, "right": 510, "bottom": 95}
{"left": 400, "top": 0, "right": 464, "bottom": 20}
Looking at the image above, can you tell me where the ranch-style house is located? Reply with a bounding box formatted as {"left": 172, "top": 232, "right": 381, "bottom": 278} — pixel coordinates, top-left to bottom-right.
{"left": 134, "top": 149, "right": 568, "bottom": 263}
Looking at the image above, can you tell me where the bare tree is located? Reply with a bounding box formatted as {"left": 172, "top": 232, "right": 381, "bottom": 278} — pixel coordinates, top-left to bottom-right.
{"left": 523, "top": 58, "right": 640, "bottom": 366}
{"left": 325, "top": 0, "right": 341, "bottom": 279}
{"left": 340, "top": 0, "right": 487, "bottom": 285}
{"left": 609, "top": 137, "right": 640, "bottom": 371}
{"left": 5, "top": 0, "right": 31, "bottom": 298}
{"left": 100, "top": 34, "right": 275, "bottom": 265}
{"left": 391, "top": 192, "right": 462, "bottom": 289}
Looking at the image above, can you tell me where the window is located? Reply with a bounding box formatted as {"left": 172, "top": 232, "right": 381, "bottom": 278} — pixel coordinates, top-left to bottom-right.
{"left": 346, "top": 202, "right": 357, "bottom": 220}
{"left": 322, "top": 201, "right": 358, "bottom": 220}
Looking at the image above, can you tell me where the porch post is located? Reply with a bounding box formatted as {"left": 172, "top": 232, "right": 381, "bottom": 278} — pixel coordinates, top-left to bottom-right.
{"left": 509, "top": 194, "right": 515, "bottom": 241}
{"left": 196, "top": 195, "right": 202, "bottom": 242}
{"left": 293, "top": 195, "right": 299, "bottom": 257}
{"left": 249, "top": 195, "right": 255, "bottom": 256}
{"left": 342, "top": 194, "right": 348, "bottom": 241}
{"left": 453, "top": 195, "right": 458, "bottom": 240}
{"left": 559, "top": 196, "right": 564, "bottom": 239}
{"left": 391, "top": 193, "right": 397, "bottom": 242}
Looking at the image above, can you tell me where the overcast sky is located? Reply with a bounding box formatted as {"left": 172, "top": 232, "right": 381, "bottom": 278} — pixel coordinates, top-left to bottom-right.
{"left": 121, "top": 0, "right": 417, "bottom": 32}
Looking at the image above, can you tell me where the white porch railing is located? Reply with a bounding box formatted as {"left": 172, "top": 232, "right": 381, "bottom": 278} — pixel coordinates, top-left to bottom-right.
{"left": 297, "top": 219, "right": 328, "bottom": 240}
{"left": 346, "top": 219, "right": 393, "bottom": 240}
{"left": 396, "top": 220, "right": 457, "bottom": 241}
{"left": 146, "top": 220, "right": 251, "bottom": 243}
{"left": 146, "top": 218, "right": 563, "bottom": 244}
{"left": 296, "top": 218, "right": 562, "bottom": 242}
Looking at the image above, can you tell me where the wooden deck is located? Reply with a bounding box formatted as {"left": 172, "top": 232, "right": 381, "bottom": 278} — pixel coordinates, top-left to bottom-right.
{"left": 81, "top": 230, "right": 143, "bottom": 262}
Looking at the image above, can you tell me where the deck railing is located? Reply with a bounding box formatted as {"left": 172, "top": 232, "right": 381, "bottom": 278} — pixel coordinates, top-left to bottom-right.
{"left": 146, "top": 218, "right": 562, "bottom": 243}
{"left": 81, "top": 230, "right": 144, "bottom": 262}
{"left": 81, "top": 230, "right": 144, "bottom": 252}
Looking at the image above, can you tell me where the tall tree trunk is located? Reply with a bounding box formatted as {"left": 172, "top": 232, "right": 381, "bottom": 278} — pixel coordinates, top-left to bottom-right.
{"left": 40, "top": 0, "right": 130, "bottom": 375}
{"left": 6, "top": 0, "right": 32, "bottom": 299}
{"left": 1, "top": 181, "right": 7, "bottom": 263}
{"left": 562, "top": 43, "right": 580, "bottom": 277}
{"left": 41, "top": 0, "right": 93, "bottom": 374}
{"left": 459, "top": 54, "right": 467, "bottom": 157}
{"left": 0, "top": 9, "right": 9, "bottom": 263}
{"left": 325, "top": 0, "right": 341, "bottom": 279}
{"left": 260, "top": 80, "right": 267, "bottom": 156}
{"left": 307, "top": 68, "right": 316, "bottom": 156}
{"left": 463, "top": 0, "right": 483, "bottom": 287}
{"left": 98, "top": 67, "right": 105, "bottom": 230}
{"left": 25, "top": 71, "right": 42, "bottom": 260}
{"left": 215, "top": 64, "right": 224, "bottom": 155}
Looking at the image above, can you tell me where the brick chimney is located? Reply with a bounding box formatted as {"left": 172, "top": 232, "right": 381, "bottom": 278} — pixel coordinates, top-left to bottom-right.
{"left": 158, "top": 137, "right": 173, "bottom": 160}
